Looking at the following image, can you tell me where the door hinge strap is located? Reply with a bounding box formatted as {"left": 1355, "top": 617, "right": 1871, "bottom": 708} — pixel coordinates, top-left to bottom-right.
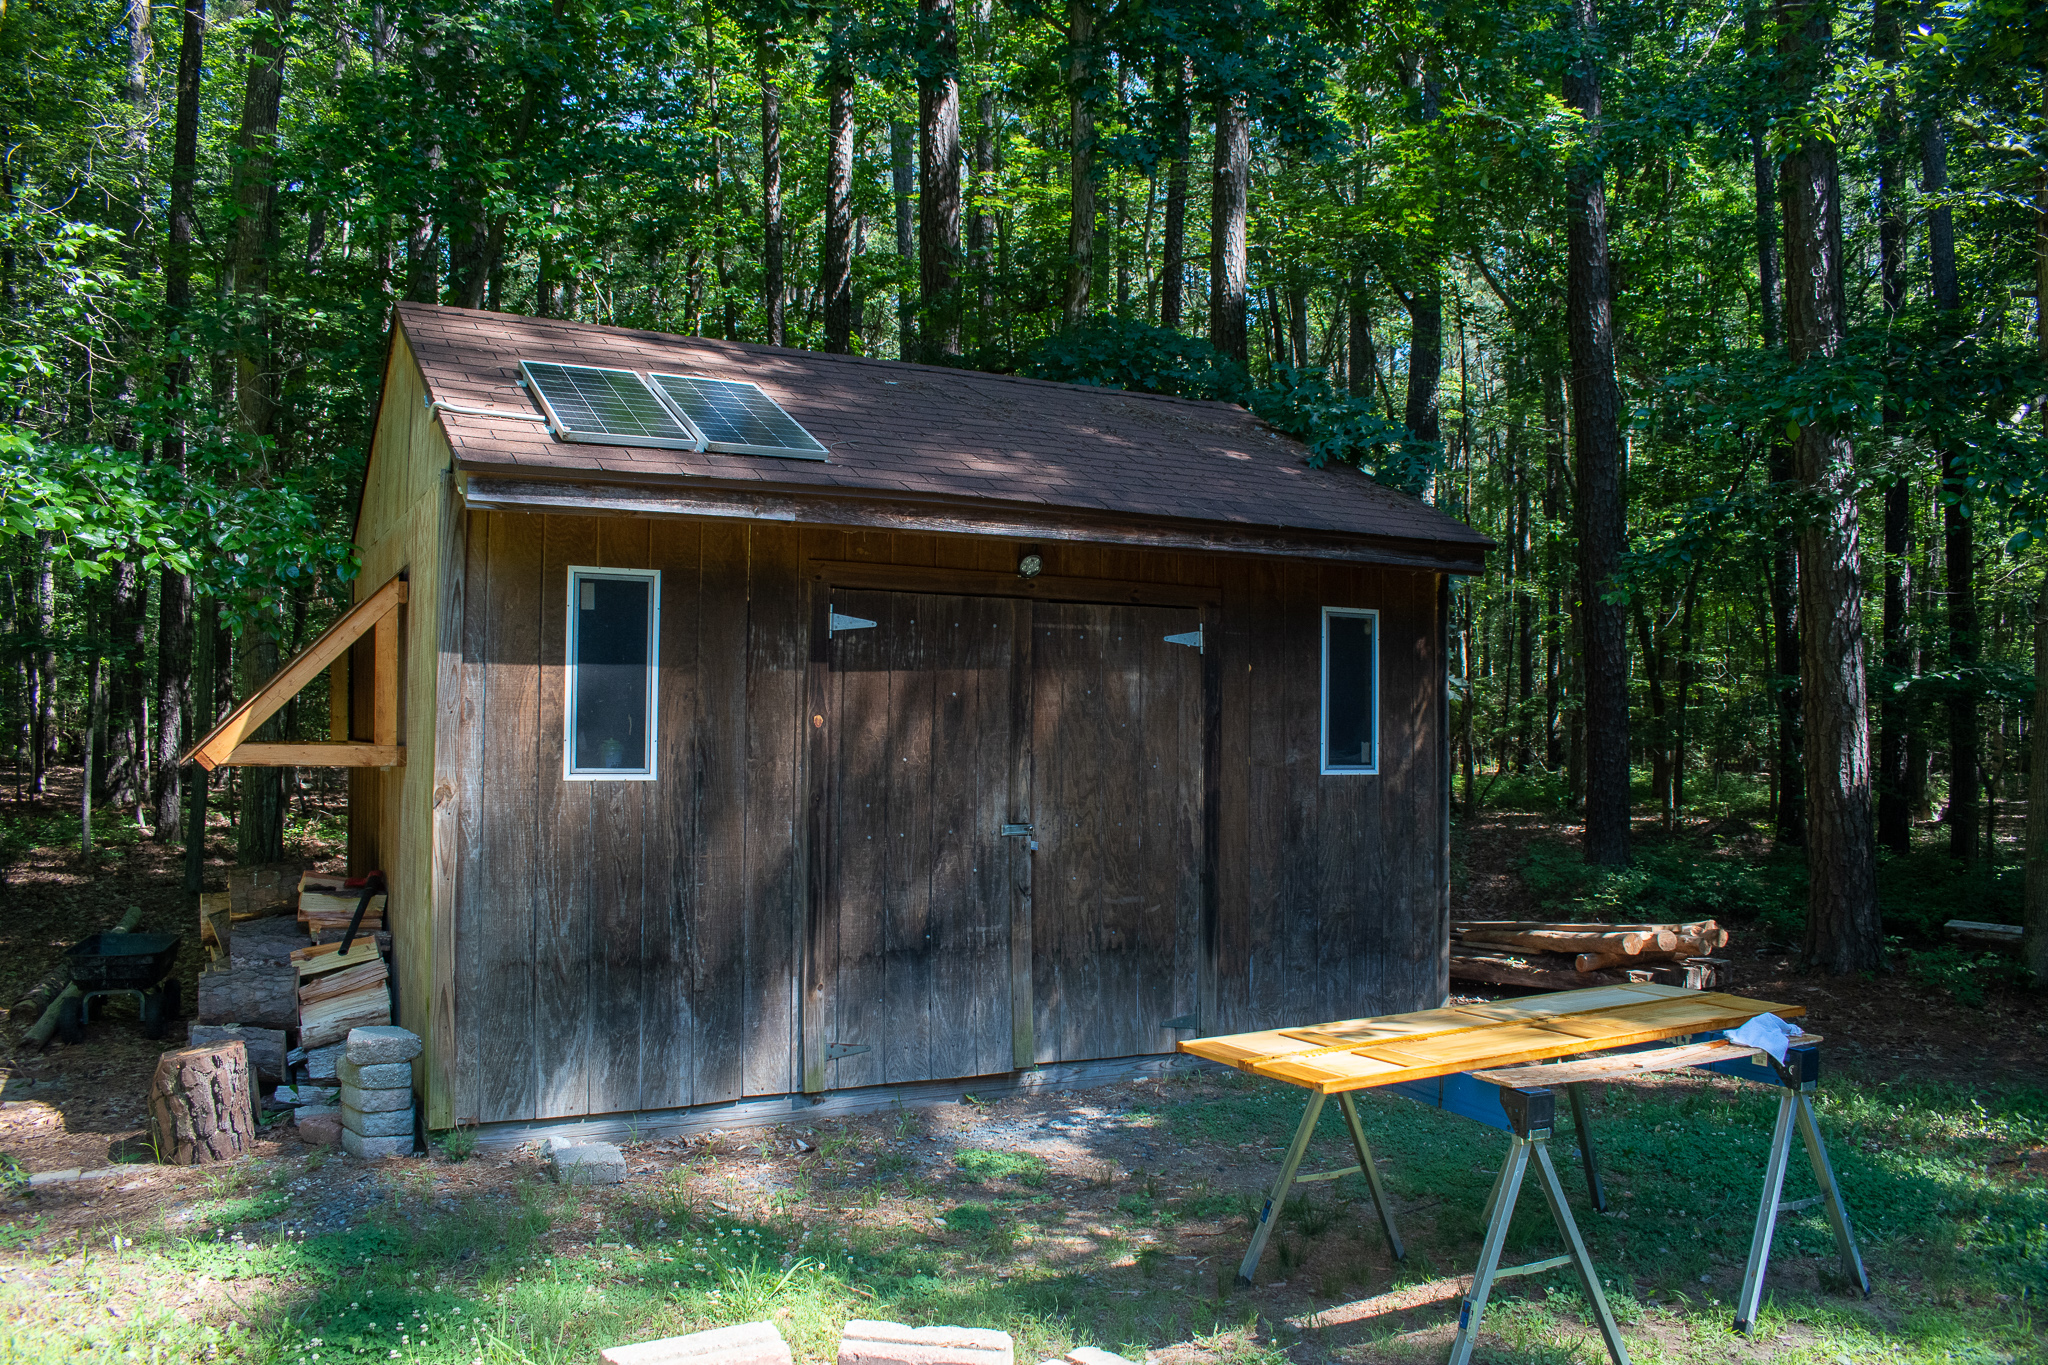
{"left": 829, "top": 610, "right": 878, "bottom": 635}
{"left": 1164, "top": 626, "right": 1204, "bottom": 653}
{"left": 827, "top": 1043, "right": 871, "bottom": 1059}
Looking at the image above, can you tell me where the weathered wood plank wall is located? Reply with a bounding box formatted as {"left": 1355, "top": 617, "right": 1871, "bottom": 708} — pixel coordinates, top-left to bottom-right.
{"left": 440, "top": 512, "right": 1445, "bottom": 1127}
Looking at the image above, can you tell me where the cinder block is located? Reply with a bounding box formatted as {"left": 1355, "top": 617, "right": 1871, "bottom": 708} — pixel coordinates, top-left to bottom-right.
{"left": 297, "top": 1113, "right": 342, "bottom": 1146}
{"left": 344, "top": 1026, "right": 421, "bottom": 1065}
{"left": 341, "top": 1127, "right": 412, "bottom": 1159}
{"left": 339, "top": 1082, "right": 413, "bottom": 1113}
{"left": 602, "top": 1321, "right": 794, "bottom": 1365}
{"left": 302, "top": 1042, "right": 345, "bottom": 1080}
{"left": 546, "top": 1140, "right": 625, "bottom": 1186}
{"left": 838, "top": 1321, "right": 1014, "bottom": 1365}
{"left": 337, "top": 1058, "right": 412, "bottom": 1089}
{"left": 344, "top": 1105, "right": 414, "bottom": 1138}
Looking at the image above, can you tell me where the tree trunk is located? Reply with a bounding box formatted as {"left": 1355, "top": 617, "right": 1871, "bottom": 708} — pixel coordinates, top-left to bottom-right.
{"left": 1780, "top": 0, "right": 1881, "bottom": 973}
{"left": 106, "top": 560, "right": 148, "bottom": 811}
{"left": 1060, "top": 0, "right": 1095, "bottom": 328}
{"left": 1922, "top": 118, "right": 1977, "bottom": 861}
{"left": 821, "top": 28, "right": 855, "bottom": 355}
{"left": 1746, "top": 1, "right": 1804, "bottom": 848}
{"left": 971, "top": 82, "right": 998, "bottom": 334}
{"left": 1208, "top": 94, "right": 1248, "bottom": 363}
{"left": 2025, "top": 127, "right": 2048, "bottom": 985}
{"left": 918, "top": 0, "right": 962, "bottom": 358}
{"left": 1401, "top": 285, "right": 1442, "bottom": 445}
{"left": 760, "top": 35, "right": 785, "bottom": 347}
{"left": 1566, "top": 0, "right": 1629, "bottom": 866}
{"left": 892, "top": 120, "right": 915, "bottom": 359}
{"left": 1159, "top": 57, "right": 1190, "bottom": 330}
{"left": 1873, "top": 0, "right": 1912, "bottom": 852}
{"left": 225, "top": 0, "right": 292, "bottom": 867}
{"left": 148, "top": 1040, "right": 258, "bottom": 1165}
{"left": 154, "top": 0, "right": 204, "bottom": 840}
{"left": 34, "top": 541, "right": 56, "bottom": 797}
{"left": 1348, "top": 270, "right": 1377, "bottom": 398}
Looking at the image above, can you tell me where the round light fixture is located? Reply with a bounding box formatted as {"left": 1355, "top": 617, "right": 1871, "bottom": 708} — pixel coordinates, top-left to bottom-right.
{"left": 1017, "top": 552, "right": 1044, "bottom": 579}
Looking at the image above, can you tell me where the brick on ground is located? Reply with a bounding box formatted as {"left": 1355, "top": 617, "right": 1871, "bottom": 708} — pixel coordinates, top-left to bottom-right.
{"left": 839, "top": 1321, "right": 1014, "bottom": 1365}
{"left": 545, "top": 1136, "right": 625, "bottom": 1185}
{"left": 601, "top": 1321, "right": 793, "bottom": 1365}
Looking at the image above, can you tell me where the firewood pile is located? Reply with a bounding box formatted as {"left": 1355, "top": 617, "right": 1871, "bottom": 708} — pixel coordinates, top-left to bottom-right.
{"left": 1450, "top": 918, "right": 1731, "bottom": 992}
{"left": 191, "top": 868, "right": 397, "bottom": 1139}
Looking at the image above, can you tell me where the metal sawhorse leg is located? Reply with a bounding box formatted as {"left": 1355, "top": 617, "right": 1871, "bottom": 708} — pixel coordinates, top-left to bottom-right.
{"left": 1448, "top": 1086, "right": 1630, "bottom": 1365}
{"left": 1721, "top": 1043, "right": 1869, "bottom": 1333}
{"left": 1235, "top": 1089, "right": 1405, "bottom": 1286}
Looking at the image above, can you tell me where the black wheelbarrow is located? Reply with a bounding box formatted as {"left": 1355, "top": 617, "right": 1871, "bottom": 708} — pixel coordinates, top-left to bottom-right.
{"left": 58, "top": 932, "right": 183, "bottom": 1043}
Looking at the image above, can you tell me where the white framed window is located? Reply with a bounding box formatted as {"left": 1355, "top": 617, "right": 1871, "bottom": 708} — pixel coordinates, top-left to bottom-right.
{"left": 565, "top": 567, "right": 660, "bottom": 780}
{"left": 1321, "top": 607, "right": 1379, "bottom": 775}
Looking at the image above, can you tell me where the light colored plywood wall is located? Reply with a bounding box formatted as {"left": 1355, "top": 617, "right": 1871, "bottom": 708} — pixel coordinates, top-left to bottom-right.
{"left": 352, "top": 324, "right": 456, "bottom": 1119}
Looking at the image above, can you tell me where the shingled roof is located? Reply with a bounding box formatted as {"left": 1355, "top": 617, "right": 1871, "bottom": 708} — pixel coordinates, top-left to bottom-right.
{"left": 391, "top": 303, "right": 1490, "bottom": 569}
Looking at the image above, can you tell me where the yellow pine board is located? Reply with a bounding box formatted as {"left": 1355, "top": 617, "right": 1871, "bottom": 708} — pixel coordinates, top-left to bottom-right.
{"left": 1182, "top": 987, "right": 1805, "bottom": 1095}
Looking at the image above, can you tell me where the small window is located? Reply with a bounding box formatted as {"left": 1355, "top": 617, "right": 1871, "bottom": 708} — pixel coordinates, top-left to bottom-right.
{"left": 1321, "top": 607, "right": 1378, "bottom": 775}
{"left": 565, "top": 567, "right": 660, "bottom": 780}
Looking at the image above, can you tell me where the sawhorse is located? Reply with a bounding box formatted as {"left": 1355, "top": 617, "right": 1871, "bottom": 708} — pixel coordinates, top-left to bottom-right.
{"left": 1232, "top": 1038, "right": 1870, "bottom": 1365}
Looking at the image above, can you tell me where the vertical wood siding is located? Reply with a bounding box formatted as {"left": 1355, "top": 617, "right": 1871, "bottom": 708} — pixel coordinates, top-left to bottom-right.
{"left": 443, "top": 515, "right": 1445, "bottom": 1126}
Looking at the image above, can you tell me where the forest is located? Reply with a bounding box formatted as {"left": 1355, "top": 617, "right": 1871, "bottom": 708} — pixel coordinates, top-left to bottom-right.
{"left": 0, "top": 0, "right": 2043, "bottom": 972}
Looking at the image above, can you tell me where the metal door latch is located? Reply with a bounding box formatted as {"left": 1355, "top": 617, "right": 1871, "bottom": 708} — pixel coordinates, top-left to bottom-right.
{"left": 827, "top": 1043, "right": 871, "bottom": 1060}
{"left": 1001, "top": 823, "right": 1033, "bottom": 836}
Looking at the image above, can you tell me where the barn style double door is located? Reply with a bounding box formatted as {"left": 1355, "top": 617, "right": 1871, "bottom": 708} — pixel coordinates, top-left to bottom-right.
{"left": 805, "top": 589, "right": 1205, "bottom": 1091}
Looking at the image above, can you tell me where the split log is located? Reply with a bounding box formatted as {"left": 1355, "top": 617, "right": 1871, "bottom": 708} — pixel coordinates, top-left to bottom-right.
{"left": 1457, "top": 928, "right": 1676, "bottom": 956}
{"left": 187, "top": 1023, "right": 288, "bottom": 1085}
{"left": 195, "top": 962, "right": 298, "bottom": 1029}
{"left": 148, "top": 1039, "right": 258, "bottom": 1164}
{"left": 293, "top": 941, "right": 381, "bottom": 978}
{"left": 299, "top": 994, "right": 390, "bottom": 1050}
{"left": 298, "top": 891, "right": 385, "bottom": 923}
{"left": 297, "top": 957, "right": 387, "bottom": 1008}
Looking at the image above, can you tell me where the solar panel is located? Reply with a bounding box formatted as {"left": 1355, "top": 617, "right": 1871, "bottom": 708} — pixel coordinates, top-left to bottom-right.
{"left": 647, "top": 374, "right": 829, "bottom": 460}
{"left": 519, "top": 361, "right": 704, "bottom": 450}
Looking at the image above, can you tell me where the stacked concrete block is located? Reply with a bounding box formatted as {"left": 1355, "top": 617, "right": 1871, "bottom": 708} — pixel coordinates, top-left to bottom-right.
{"left": 839, "top": 1322, "right": 1014, "bottom": 1365}
{"left": 338, "top": 1025, "right": 418, "bottom": 1158}
{"left": 602, "top": 1322, "right": 793, "bottom": 1365}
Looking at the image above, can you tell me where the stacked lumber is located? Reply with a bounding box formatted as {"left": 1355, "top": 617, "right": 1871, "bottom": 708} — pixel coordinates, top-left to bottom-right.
{"left": 1451, "top": 918, "right": 1731, "bottom": 991}
{"left": 298, "top": 957, "right": 391, "bottom": 1048}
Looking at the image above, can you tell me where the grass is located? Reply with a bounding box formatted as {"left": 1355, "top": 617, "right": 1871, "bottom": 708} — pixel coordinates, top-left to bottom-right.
{"left": 3, "top": 1065, "right": 2041, "bottom": 1365}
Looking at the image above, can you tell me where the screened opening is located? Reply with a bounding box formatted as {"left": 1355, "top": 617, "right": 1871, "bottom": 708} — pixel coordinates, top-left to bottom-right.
{"left": 567, "top": 568, "right": 660, "bottom": 779}
{"left": 1321, "top": 607, "right": 1378, "bottom": 774}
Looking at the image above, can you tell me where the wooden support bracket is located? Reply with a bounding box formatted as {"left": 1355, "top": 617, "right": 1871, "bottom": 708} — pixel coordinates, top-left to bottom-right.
{"left": 182, "top": 574, "right": 408, "bottom": 771}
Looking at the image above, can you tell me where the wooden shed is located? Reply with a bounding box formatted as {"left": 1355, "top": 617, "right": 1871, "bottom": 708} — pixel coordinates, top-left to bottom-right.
{"left": 203, "top": 302, "right": 1490, "bottom": 1135}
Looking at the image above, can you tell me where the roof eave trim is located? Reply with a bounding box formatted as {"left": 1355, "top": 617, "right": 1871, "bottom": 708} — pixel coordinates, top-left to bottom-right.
{"left": 457, "top": 469, "right": 1492, "bottom": 574}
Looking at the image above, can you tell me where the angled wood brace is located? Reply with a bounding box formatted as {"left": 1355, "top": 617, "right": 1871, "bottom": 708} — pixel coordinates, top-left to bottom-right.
{"left": 182, "top": 574, "right": 408, "bottom": 771}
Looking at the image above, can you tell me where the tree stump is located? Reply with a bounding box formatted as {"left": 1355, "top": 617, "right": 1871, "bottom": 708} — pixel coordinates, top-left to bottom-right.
{"left": 148, "top": 1040, "right": 257, "bottom": 1164}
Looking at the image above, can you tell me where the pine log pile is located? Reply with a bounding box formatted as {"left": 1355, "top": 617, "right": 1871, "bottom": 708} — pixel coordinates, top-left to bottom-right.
{"left": 1451, "top": 919, "right": 1731, "bottom": 991}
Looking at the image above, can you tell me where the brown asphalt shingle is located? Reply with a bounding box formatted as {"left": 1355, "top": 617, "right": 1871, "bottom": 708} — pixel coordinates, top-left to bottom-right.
{"left": 394, "top": 303, "right": 1491, "bottom": 559}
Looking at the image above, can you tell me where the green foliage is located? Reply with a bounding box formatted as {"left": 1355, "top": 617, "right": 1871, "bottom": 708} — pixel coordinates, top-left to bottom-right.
{"left": 435, "top": 1124, "right": 480, "bottom": 1163}
{"left": 953, "top": 1148, "right": 1048, "bottom": 1187}
{"left": 1899, "top": 946, "right": 2031, "bottom": 1008}
{"left": 1023, "top": 318, "right": 1249, "bottom": 402}
{"left": 1518, "top": 835, "right": 1806, "bottom": 935}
